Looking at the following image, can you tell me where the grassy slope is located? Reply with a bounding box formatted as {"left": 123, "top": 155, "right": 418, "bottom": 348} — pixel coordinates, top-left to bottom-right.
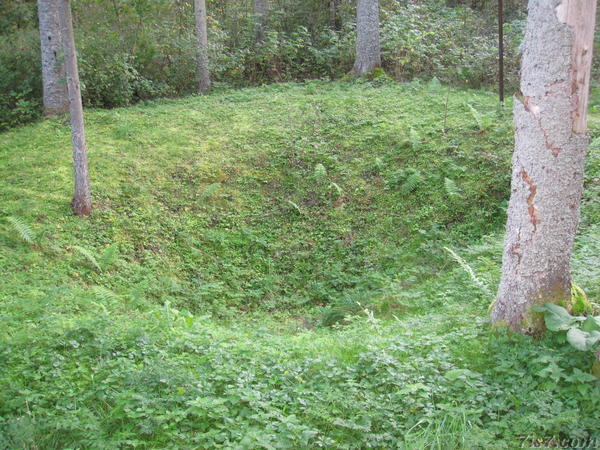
{"left": 0, "top": 80, "right": 599, "bottom": 448}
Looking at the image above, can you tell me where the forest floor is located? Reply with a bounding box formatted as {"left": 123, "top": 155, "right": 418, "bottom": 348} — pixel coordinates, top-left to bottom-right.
{"left": 1, "top": 80, "right": 599, "bottom": 448}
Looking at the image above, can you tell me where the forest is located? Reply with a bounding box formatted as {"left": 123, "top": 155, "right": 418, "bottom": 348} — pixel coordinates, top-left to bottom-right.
{"left": 1, "top": 0, "right": 599, "bottom": 448}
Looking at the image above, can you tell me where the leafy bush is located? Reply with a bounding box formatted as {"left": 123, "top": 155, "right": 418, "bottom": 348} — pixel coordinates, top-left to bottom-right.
{"left": 380, "top": 2, "right": 521, "bottom": 89}
{"left": 0, "top": 29, "right": 42, "bottom": 131}
{"left": 0, "top": 0, "right": 526, "bottom": 130}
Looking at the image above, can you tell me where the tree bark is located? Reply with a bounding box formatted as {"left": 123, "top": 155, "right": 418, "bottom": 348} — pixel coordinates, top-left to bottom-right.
{"left": 194, "top": 0, "right": 211, "bottom": 92}
{"left": 492, "top": 0, "right": 596, "bottom": 332}
{"left": 253, "top": 0, "right": 268, "bottom": 42}
{"left": 330, "top": 0, "right": 337, "bottom": 29}
{"left": 37, "top": 0, "right": 68, "bottom": 116}
{"left": 353, "top": 0, "right": 381, "bottom": 77}
{"left": 58, "top": 0, "right": 92, "bottom": 217}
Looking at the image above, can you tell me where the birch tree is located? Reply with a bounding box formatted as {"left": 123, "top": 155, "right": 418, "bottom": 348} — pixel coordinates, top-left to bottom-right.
{"left": 492, "top": 0, "right": 596, "bottom": 332}
{"left": 253, "top": 0, "right": 268, "bottom": 41}
{"left": 194, "top": 0, "right": 211, "bottom": 92}
{"left": 58, "top": 0, "right": 92, "bottom": 216}
{"left": 37, "top": 0, "right": 68, "bottom": 116}
{"left": 353, "top": 0, "right": 381, "bottom": 76}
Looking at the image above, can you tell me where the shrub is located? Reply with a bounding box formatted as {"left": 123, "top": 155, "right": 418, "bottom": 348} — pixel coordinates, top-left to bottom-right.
{"left": 0, "top": 29, "right": 42, "bottom": 131}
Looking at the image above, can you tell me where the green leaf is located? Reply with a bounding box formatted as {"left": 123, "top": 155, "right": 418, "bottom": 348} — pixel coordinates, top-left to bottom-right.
{"left": 540, "top": 303, "right": 578, "bottom": 331}
{"left": 73, "top": 245, "right": 102, "bottom": 272}
{"left": 444, "top": 177, "right": 461, "bottom": 199}
{"left": 566, "top": 328, "right": 600, "bottom": 352}
{"left": 581, "top": 316, "right": 600, "bottom": 333}
{"left": 286, "top": 200, "right": 303, "bottom": 215}
{"left": 409, "top": 127, "right": 420, "bottom": 150}
{"left": 401, "top": 171, "right": 423, "bottom": 195}
{"left": 201, "top": 183, "right": 221, "bottom": 200}
{"left": 314, "top": 163, "right": 327, "bottom": 181}
{"left": 444, "top": 369, "right": 478, "bottom": 381}
{"left": 6, "top": 216, "right": 35, "bottom": 244}
{"left": 467, "top": 103, "right": 484, "bottom": 130}
{"left": 329, "top": 182, "right": 343, "bottom": 196}
{"left": 92, "top": 286, "right": 119, "bottom": 304}
{"left": 98, "top": 244, "right": 119, "bottom": 269}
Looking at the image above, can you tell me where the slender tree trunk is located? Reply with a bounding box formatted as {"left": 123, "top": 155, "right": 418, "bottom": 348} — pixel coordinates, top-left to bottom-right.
{"left": 253, "top": 0, "right": 268, "bottom": 41}
{"left": 194, "top": 0, "right": 211, "bottom": 92}
{"left": 37, "top": 0, "right": 68, "bottom": 116}
{"left": 492, "top": 0, "right": 596, "bottom": 332}
{"left": 58, "top": 0, "right": 92, "bottom": 217}
{"left": 353, "top": 0, "right": 381, "bottom": 76}
{"left": 329, "top": 0, "right": 338, "bottom": 29}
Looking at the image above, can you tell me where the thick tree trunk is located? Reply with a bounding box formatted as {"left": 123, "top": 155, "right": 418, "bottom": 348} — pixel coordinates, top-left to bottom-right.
{"left": 492, "top": 0, "right": 596, "bottom": 332}
{"left": 194, "top": 0, "right": 211, "bottom": 92}
{"left": 353, "top": 0, "right": 381, "bottom": 76}
{"left": 58, "top": 0, "right": 92, "bottom": 217}
{"left": 253, "top": 0, "right": 268, "bottom": 41}
{"left": 37, "top": 0, "right": 68, "bottom": 116}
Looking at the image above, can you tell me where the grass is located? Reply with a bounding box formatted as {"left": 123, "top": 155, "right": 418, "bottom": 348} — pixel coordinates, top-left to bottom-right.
{"left": 0, "top": 79, "right": 599, "bottom": 448}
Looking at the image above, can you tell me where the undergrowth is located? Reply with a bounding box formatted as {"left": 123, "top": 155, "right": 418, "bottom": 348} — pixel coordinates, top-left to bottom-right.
{"left": 0, "top": 80, "right": 598, "bottom": 447}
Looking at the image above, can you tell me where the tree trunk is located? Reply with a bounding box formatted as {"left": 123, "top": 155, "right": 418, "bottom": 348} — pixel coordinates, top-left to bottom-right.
{"left": 253, "top": 0, "right": 268, "bottom": 41}
{"left": 58, "top": 0, "right": 92, "bottom": 217}
{"left": 37, "top": 0, "right": 68, "bottom": 116}
{"left": 194, "top": 0, "right": 211, "bottom": 92}
{"left": 330, "top": 0, "right": 338, "bottom": 30}
{"left": 353, "top": 0, "right": 381, "bottom": 77}
{"left": 492, "top": 0, "right": 596, "bottom": 332}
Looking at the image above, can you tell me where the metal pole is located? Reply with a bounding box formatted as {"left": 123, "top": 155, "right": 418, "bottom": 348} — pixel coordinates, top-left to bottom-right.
{"left": 499, "top": 0, "right": 504, "bottom": 103}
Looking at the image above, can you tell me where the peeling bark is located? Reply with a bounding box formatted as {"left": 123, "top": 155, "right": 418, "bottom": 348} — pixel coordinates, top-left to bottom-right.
{"left": 58, "top": 0, "right": 92, "bottom": 216}
{"left": 37, "top": 0, "right": 69, "bottom": 116}
{"left": 353, "top": 0, "right": 381, "bottom": 76}
{"left": 492, "top": 0, "right": 596, "bottom": 332}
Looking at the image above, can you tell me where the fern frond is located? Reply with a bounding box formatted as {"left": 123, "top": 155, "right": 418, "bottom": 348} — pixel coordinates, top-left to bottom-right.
{"left": 444, "top": 246, "right": 492, "bottom": 297}
{"left": 467, "top": 103, "right": 484, "bottom": 130}
{"left": 98, "top": 244, "right": 119, "bottom": 270}
{"left": 329, "top": 182, "right": 343, "bottom": 196}
{"left": 287, "top": 200, "right": 304, "bottom": 215}
{"left": 73, "top": 245, "right": 102, "bottom": 272}
{"left": 92, "top": 286, "right": 119, "bottom": 304}
{"left": 410, "top": 127, "right": 420, "bottom": 150}
{"left": 401, "top": 171, "right": 423, "bottom": 195}
{"left": 314, "top": 163, "right": 327, "bottom": 181}
{"left": 200, "top": 183, "right": 220, "bottom": 200}
{"left": 6, "top": 216, "right": 36, "bottom": 244}
{"left": 444, "top": 177, "right": 461, "bottom": 199}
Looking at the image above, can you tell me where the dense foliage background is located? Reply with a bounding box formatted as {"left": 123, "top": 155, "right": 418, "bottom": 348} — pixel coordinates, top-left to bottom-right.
{"left": 1, "top": 0, "right": 530, "bottom": 131}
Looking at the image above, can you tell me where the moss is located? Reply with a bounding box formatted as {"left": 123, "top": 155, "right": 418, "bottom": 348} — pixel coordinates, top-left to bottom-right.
{"left": 571, "top": 282, "right": 593, "bottom": 315}
{"left": 520, "top": 282, "right": 571, "bottom": 334}
{"left": 520, "top": 306, "right": 546, "bottom": 335}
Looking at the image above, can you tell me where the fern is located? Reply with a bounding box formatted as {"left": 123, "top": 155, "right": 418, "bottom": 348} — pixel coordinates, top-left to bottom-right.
{"left": 92, "top": 286, "right": 119, "bottom": 304}
{"left": 444, "top": 246, "right": 492, "bottom": 298}
{"left": 467, "top": 103, "right": 484, "bottom": 130}
{"left": 98, "top": 244, "right": 119, "bottom": 270}
{"left": 401, "top": 171, "right": 423, "bottom": 195}
{"left": 6, "top": 216, "right": 36, "bottom": 244}
{"left": 287, "top": 200, "right": 304, "bottom": 215}
{"left": 314, "top": 163, "right": 327, "bottom": 182}
{"left": 444, "top": 177, "right": 461, "bottom": 199}
{"left": 73, "top": 245, "right": 102, "bottom": 272}
{"left": 329, "top": 182, "right": 343, "bottom": 196}
{"left": 410, "top": 127, "right": 420, "bottom": 150}
{"left": 200, "top": 183, "right": 220, "bottom": 200}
